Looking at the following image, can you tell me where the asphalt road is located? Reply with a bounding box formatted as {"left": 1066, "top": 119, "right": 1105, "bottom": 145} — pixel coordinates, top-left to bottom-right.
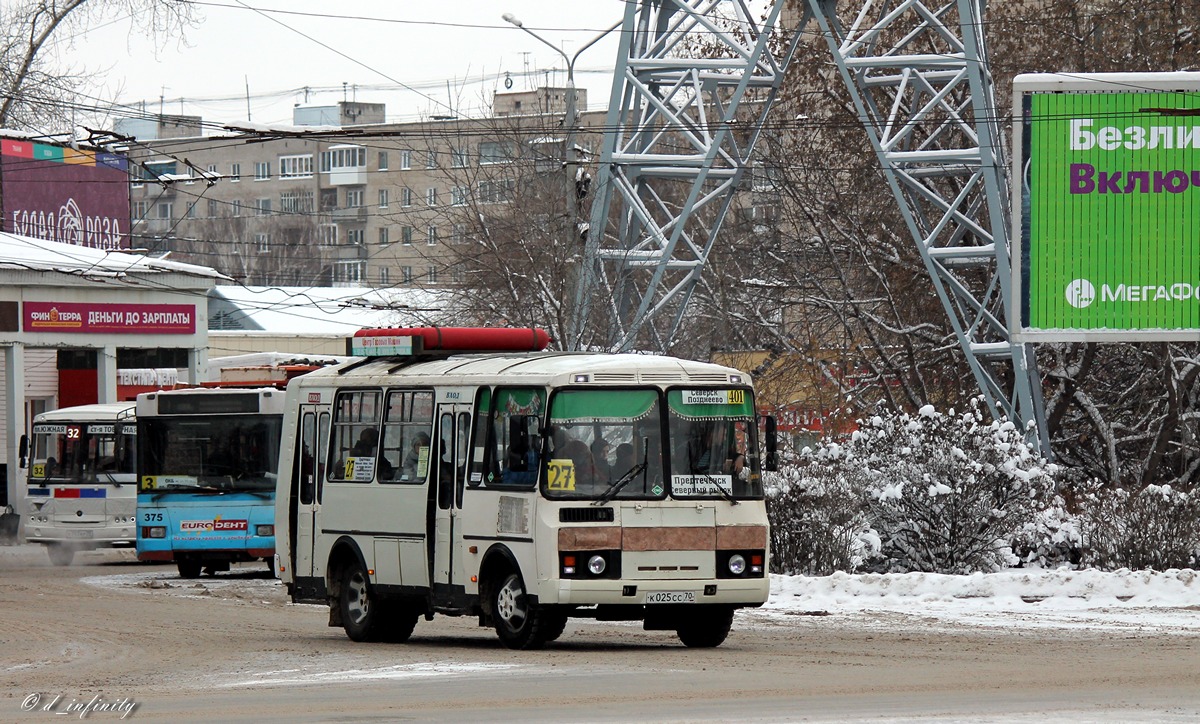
{"left": 3, "top": 546, "right": 1199, "bottom": 723}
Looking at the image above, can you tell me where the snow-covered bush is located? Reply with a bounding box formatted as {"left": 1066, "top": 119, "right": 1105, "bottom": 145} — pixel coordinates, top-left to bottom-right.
{"left": 764, "top": 465, "right": 878, "bottom": 575}
{"left": 1008, "top": 502, "right": 1082, "bottom": 568}
{"left": 1077, "top": 480, "right": 1200, "bottom": 570}
{"left": 790, "top": 399, "right": 1057, "bottom": 574}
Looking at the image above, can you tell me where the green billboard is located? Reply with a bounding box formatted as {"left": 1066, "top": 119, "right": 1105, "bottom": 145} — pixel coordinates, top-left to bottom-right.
{"left": 1014, "top": 74, "right": 1200, "bottom": 341}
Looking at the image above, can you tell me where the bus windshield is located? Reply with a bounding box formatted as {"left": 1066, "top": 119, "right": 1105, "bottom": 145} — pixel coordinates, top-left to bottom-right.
{"left": 666, "top": 388, "right": 763, "bottom": 500}
{"left": 139, "top": 415, "right": 282, "bottom": 492}
{"left": 29, "top": 423, "right": 135, "bottom": 484}
{"left": 544, "top": 388, "right": 665, "bottom": 501}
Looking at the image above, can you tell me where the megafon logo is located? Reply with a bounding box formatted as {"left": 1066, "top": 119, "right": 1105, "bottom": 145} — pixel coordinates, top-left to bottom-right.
{"left": 1065, "top": 279, "right": 1096, "bottom": 309}
{"left": 180, "top": 518, "right": 248, "bottom": 533}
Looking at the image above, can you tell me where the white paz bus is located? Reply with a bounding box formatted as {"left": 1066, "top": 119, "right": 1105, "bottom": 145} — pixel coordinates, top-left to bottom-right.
{"left": 275, "top": 327, "right": 773, "bottom": 649}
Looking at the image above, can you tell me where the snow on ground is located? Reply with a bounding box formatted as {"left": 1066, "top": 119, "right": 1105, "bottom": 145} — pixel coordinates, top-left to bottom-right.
{"left": 79, "top": 562, "right": 1200, "bottom": 634}
{"left": 750, "top": 568, "right": 1200, "bottom": 633}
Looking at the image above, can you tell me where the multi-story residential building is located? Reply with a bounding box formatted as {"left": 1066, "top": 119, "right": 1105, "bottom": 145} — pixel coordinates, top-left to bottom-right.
{"left": 121, "top": 89, "right": 598, "bottom": 288}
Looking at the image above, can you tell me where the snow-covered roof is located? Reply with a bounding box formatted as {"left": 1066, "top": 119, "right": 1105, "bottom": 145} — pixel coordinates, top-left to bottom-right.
{"left": 207, "top": 285, "right": 454, "bottom": 335}
{"left": 0, "top": 231, "right": 228, "bottom": 281}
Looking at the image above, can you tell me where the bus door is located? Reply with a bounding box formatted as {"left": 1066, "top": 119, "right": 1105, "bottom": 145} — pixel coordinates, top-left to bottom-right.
{"left": 292, "top": 402, "right": 329, "bottom": 578}
{"left": 431, "top": 397, "right": 471, "bottom": 601}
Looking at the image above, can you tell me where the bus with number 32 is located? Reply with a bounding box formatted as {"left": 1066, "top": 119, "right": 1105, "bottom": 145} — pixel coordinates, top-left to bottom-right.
{"left": 275, "top": 327, "right": 773, "bottom": 649}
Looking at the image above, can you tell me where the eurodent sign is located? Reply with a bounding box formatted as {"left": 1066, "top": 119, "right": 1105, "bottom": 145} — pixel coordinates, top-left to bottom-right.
{"left": 1012, "top": 73, "right": 1200, "bottom": 342}
{"left": 1, "top": 138, "right": 131, "bottom": 250}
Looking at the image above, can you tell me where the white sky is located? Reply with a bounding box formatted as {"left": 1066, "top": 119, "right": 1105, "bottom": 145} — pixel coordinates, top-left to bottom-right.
{"left": 59, "top": 1, "right": 630, "bottom": 128}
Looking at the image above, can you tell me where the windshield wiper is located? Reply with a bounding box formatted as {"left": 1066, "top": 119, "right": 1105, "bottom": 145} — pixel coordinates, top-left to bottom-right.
{"left": 593, "top": 462, "right": 647, "bottom": 506}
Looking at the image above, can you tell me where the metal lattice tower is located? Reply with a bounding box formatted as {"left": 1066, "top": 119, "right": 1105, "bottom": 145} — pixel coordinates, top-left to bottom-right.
{"left": 806, "top": 0, "right": 1047, "bottom": 448}
{"left": 569, "top": 0, "right": 808, "bottom": 354}
{"left": 573, "top": 0, "right": 1046, "bottom": 448}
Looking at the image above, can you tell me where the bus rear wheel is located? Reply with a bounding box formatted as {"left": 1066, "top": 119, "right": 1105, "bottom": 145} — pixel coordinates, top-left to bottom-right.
{"left": 676, "top": 606, "right": 734, "bottom": 648}
{"left": 491, "top": 571, "right": 558, "bottom": 650}
{"left": 339, "top": 563, "right": 382, "bottom": 642}
{"left": 46, "top": 544, "right": 75, "bottom": 567}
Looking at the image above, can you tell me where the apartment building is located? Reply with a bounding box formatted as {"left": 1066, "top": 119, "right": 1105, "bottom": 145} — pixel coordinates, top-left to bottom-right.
{"left": 121, "top": 89, "right": 599, "bottom": 288}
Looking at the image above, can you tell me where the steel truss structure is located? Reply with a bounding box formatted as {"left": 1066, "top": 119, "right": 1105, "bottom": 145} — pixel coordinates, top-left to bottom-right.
{"left": 805, "top": 0, "right": 1047, "bottom": 449}
{"left": 575, "top": 0, "right": 1046, "bottom": 448}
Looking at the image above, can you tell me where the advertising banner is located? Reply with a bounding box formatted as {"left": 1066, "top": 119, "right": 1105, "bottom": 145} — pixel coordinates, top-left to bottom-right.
{"left": 1013, "top": 74, "right": 1200, "bottom": 341}
{"left": 1, "top": 138, "right": 131, "bottom": 250}
{"left": 22, "top": 302, "right": 195, "bottom": 335}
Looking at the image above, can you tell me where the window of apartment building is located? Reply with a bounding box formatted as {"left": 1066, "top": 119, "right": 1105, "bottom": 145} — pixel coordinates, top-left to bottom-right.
{"left": 426, "top": 187, "right": 438, "bottom": 206}
{"left": 378, "top": 227, "right": 390, "bottom": 245}
{"left": 137, "top": 160, "right": 176, "bottom": 188}
{"left": 379, "top": 267, "right": 390, "bottom": 285}
{"left": 427, "top": 265, "right": 438, "bottom": 283}
{"left": 321, "top": 146, "right": 366, "bottom": 172}
{"left": 346, "top": 228, "right": 365, "bottom": 245}
{"left": 478, "top": 179, "right": 514, "bottom": 204}
{"left": 318, "top": 223, "right": 338, "bottom": 246}
{"left": 401, "top": 266, "right": 413, "bottom": 284}
{"left": 184, "top": 166, "right": 196, "bottom": 185}
{"left": 378, "top": 151, "right": 389, "bottom": 171}
{"left": 479, "top": 141, "right": 514, "bottom": 165}
{"left": 230, "top": 162, "right": 241, "bottom": 182}
{"left": 451, "top": 147, "right": 468, "bottom": 168}
{"left": 451, "top": 223, "right": 467, "bottom": 244}
{"left": 157, "top": 202, "right": 173, "bottom": 219}
{"left": 256, "top": 233, "right": 270, "bottom": 253}
{"left": 207, "top": 199, "right": 219, "bottom": 217}
{"left": 426, "top": 225, "right": 438, "bottom": 246}
{"left": 280, "top": 190, "right": 314, "bottom": 214}
{"left": 401, "top": 187, "right": 413, "bottom": 207}
{"left": 254, "top": 161, "right": 270, "bottom": 180}
{"left": 279, "top": 154, "right": 314, "bottom": 179}
{"left": 450, "top": 186, "right": 467, "bottom": 206}
{"left": 335, "top": 260, "right": 365, "bottom": 285}
{"left": 346, "top": 188, "right": 365, "bottom": 207}
{"left": 185, "top": 202, "right": 196, "bottom": 218}
{"left": 425, "top": 150, "right": 437, "bottom": 169}
{"left": 319, "top": 188, "right": 338, "bottom": 211}
{"left": 401, "top": 226, "right": 413, "bottom": 245}
{"left": 378, "top": 188, "right": 389, "bottom": 208}
{"left": 451, "top": 266, "right": 466, "bottom": 284}
{"left": 399, "top": 149, "right": 412, "bottom": 169}
{"left": 232, "top": 200, "right": 242, "bottom": 217}
{"left": 255, "top": 198, "right": 272, "bottom": 215}
{"left": 132, "top": 201, "right": 150, "bottom": 222}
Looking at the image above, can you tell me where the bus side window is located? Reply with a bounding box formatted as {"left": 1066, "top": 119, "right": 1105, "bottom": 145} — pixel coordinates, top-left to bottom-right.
{"left": 298, "top": 411, "right": 316, "bottom": 505}
{"left": 328, "top": 390, "right": 382, "bottom": 482}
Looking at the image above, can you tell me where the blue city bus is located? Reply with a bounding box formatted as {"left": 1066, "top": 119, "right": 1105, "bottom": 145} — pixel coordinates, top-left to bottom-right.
{"left": 136, "top": 388, "right": 284, "bottom": 578}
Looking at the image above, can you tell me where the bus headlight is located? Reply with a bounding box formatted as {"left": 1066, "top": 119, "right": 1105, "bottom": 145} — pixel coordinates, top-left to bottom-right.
{"left": 143, "top": 526, "right": 167, "bottom": 539}
{"left": 255, "top": 524, "right": 275, "bottom": 537}
{"left": 588, "top": 554, "right": 607, "bottom": 575}
{"left": 727, "top": 554, "right": 746, "bottom": 575}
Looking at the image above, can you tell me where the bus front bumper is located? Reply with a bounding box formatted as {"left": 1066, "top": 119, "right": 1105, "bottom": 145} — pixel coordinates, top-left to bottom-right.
{"left": 546, "top": 576, "right": 769, "bottom": 607}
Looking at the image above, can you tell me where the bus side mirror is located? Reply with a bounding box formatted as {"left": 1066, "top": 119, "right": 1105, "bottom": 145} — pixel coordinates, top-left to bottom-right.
{"left": 18, "top": 434, "right": 28, "bottom": 468}
{"left": 764, "top": 417, "right": 777, "bottom": 472}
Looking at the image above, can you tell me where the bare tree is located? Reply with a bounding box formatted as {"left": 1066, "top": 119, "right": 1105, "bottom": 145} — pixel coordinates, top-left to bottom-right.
{"left": 0, "top": 0, "right": 196, "bottom": 132}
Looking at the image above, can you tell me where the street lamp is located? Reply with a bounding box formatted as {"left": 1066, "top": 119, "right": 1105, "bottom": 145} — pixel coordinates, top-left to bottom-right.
{"left": 501, "top": 14, "right": 620, "bottom": 183}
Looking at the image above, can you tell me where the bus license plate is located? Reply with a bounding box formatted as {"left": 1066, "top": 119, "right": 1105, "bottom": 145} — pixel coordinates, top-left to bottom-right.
{"left": 65, "top": 530, "right": 94, "bottom": 539}
{"left": 645, "top": 591, "right": 695, "bottom": 604}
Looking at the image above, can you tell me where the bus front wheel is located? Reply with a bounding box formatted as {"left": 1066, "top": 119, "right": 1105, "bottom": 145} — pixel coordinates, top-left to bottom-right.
{"left": 491, "top": 571, "right": 560, "bottom": 650}
{"left": 339, "top": 563, "right": 381, "bottom": 642}
{"left": 46, "top": 544, "right": 74, "bottom": 567}
{"left": 676, "top": 606, "right": 734, "bottom": 648}
{"left": 177, "top": 560, "right": 202, "bottom": 579}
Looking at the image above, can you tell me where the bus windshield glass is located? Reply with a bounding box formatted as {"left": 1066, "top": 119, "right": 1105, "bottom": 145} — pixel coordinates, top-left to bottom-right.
{"left": 29, "top": 423, "right": 135, "bottom": 484}
{"left": 139, "top": 415, "right": 282, "bottom": 492}
{"left": 544, "top": 389, "right": 665, "bottom": 500}
{"left": 666, "top": 388, "right": 763, "bottom": 500}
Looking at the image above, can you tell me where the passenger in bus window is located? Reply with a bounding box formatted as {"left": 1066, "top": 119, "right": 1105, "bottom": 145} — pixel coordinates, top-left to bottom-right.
{"left": 558, "top": 439, "right": 595, "bottom": 490}
{"left": 612, "top": 443, "right": 635, "bottom": 476}
{"left": 352, "top": 428, "right": 377, "bottom": 457}
{"left": 401, "top": 432, "right": 430, "bottom": 481}
{"left": 591, "top": 438, "right": 612, "bottom": 481}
